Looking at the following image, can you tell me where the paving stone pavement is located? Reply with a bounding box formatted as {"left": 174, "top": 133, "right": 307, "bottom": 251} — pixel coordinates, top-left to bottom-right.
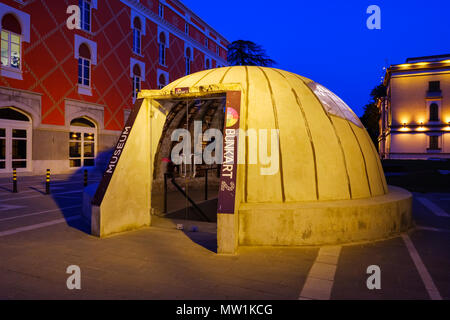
{"left": 0, "top": 174, "right": 449, "bottom": 300}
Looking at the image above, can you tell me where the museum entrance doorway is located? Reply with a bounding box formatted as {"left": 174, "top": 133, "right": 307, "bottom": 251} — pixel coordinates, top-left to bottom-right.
{"left": 151, "top": 94, "right": 226, "bottom": 223}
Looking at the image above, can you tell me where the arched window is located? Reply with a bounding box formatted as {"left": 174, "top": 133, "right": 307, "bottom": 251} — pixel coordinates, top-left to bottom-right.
{"left": 69, "top": 117, "right": 96, "bottom": 168}
{"left": 185, "top": 47, "right": 191, "bottom": 75}
{"left": 0, "top": 108, "right": 29, "bottom": 122}
{"left": 429, "top": 103, "right": 439, "bottom": 121}
{"left": 0, "top": 107, "right": 31, "bottom": 171}
{"left": 132, "top": 17, "right": 142, "bottom": 55}
{"left": 1, "top": 14, "right": 22, "bottom": 69}
{"left": 159, "top": 32, "right": 166, "bottom": 66}
{"left": 78, "top": 43, "right": 91, "bottom": 87}
{"left": 79, "top": 0, "right": 92, "bottom": 32}
{"left": 158, "top": 74, "right": 166, "bottom": 89}
{"left": 132, "top": 64, "right": 141, "bottom": 101}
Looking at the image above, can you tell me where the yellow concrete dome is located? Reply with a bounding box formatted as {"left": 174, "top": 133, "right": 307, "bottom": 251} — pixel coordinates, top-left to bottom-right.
{"left": 164, "top": 66, "right": 388, "bottom": 203}
{"left": 88, "top": 66, "right": 411, "bottom": 253}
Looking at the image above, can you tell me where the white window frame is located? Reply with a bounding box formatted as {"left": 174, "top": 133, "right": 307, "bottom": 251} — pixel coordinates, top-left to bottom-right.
{"left": 79, "top": 0, "right": 92, "bottom": 32}
{"left": 157, "top": 69, "right": 169, "bottom": 89}
{"left": 159, "top": 38, "right": 166, "bottom": 66}
{"left": 133, "top": 74, "right": 141, "bottom": 102}
{"left": 69, "top": 123, "right": 97, "bottom": 169}
{"left": 1, "top": 30, "right": 21, "bottom": 70}
{"left": 185, "top": 56, "right": 191, "bottom": 75}
{"left": 133, "top": 27, "right": 141, "bottom": 55}
{"left": 78, "top": 56, "right": 91, "bottom": 88}
{"left": 0, "top": 118, "right": 32, "bottom": 173}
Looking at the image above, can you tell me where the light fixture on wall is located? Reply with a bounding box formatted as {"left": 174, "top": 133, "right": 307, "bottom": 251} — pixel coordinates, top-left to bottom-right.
{"left": 402, "top": 122, "right": 406, "bottom": 128}
{"left": 420, "top": 122, "right": 424, "bottom": 128}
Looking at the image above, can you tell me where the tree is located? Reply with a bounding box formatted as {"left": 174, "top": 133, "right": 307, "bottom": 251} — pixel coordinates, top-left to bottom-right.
{"left": 360, "top": 84, "right": 386, "bottom": 149}
{"left": 227, "top": 40, "right": 276, "bottom": 67}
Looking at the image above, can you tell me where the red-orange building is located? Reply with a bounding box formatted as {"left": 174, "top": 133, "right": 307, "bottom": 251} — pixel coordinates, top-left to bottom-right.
{"left": 0, "top": 0, "right": 228, "bottom": 174}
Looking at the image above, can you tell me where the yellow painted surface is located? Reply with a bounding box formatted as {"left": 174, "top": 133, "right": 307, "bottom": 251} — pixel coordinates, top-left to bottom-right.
{"left": 162, "top": 67, "right": 388, "bottom": 202}
{"left": 97, "top": 99, "right": 166, "bottom": 237}
{"left": 91, "top": 66, "right": 410, "bottom": 252}
{"left": 239, "top": 186, "right": 412, "bottom": 246}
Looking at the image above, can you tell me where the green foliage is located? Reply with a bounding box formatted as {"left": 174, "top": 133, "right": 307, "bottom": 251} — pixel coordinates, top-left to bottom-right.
{"left": 227, "top": 40, "right": 276, "bottom": 67}
{"left": 360, "top": 84, "right": 386, "bottom": 149}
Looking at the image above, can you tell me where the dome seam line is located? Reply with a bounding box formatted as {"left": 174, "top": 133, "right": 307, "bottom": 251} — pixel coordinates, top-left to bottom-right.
{"left": 258, "top": 67, "right": 286, "bottom": 203}
{"left": 347, "top": 122, "right": 373, "bottom": 197}
{"left": 295, "top": 74, "right": 353, "bottom": 200}
{"left": 274, "top": 68, "right": 319, "bottom": 201}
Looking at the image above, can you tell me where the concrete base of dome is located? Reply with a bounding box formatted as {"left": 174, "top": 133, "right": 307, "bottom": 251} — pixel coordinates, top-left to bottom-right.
{"left": 237, "top": 186, "right": 412, "bottom": 247}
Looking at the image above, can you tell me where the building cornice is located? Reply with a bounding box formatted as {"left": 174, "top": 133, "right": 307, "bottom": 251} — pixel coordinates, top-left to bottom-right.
{"left": 121, "top": 0, "right": 228, "bottom": 65}
{"left": 383, "top": 59, "right": 450, "bottom": 85}
{"left": 164, "top": 0, "right": 229, "bottom": 46}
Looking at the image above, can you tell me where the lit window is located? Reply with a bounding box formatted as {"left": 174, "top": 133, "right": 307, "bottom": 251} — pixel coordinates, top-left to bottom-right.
{"left": 133, "top": 17, "right": 142, "bottom": 55}
{"left": 0, "top": 108, "right": 31, "bottom": 171}
{"left": 159, "top": 32, "right": 166, "bottom": 66}
{"left": 1, "top": 14, "right": 22, "bottom": 69}
{"left": 429, "top": 103, "right": 439, "bottom": 121}
{"left": 158, "top": 73, "right": 166, "bottom": 89}
{"left": 78, "top": 43, "right": 91, "bottom": 87}
{"left": 159, "top": 3, "right": 164, "bottom": 18}
{"left": 79, "top": 0, "right": 92, "bottom": 32}
{"left": 132, "top": 64, "right": 141, "bottom": 101}
{"left": 185, "top": 48, "right": 191, "bottom": 75}
{"left": 69, "top": 117, "right": 96, "bottom": 168}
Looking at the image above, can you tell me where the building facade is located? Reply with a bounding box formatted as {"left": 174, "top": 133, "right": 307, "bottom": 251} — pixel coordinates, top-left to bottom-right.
{"left": 378, "top": 54, "right": 450, "bottom": 159}
{"left": 0, "top": 0, "right": 228, "bottom": 175}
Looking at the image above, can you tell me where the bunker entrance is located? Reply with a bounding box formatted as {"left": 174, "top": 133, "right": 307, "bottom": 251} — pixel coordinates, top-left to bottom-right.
{"left": 151, "top": 94, "right": 226, "bottom": 223}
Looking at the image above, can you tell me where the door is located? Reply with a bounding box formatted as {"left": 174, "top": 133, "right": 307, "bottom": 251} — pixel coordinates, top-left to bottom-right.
{"left": 0, "top": 110, "right": 32, "bottom": 173}
{"left": 69, "top": 117, "right": 97, "bottom": 168}
{"left": 159, "top": 95, "right": 226, "bottom": 222}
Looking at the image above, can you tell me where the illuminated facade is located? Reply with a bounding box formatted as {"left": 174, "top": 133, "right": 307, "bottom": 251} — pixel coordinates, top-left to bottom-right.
{"left": 0, "top": 0, "right": 228, "bottom": 174}
{"left": 378, "top": 54, "right": 450, "bottom": 159}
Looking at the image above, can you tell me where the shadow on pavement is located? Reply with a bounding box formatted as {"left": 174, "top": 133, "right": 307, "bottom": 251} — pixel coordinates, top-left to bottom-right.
{"left": 51, "top": 148, "right": 113, "bottom": 235}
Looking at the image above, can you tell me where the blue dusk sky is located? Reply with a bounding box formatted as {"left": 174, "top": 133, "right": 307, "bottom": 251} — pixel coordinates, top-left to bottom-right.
{"left": 182, "top": 0, "right": 450, "bottom": 116}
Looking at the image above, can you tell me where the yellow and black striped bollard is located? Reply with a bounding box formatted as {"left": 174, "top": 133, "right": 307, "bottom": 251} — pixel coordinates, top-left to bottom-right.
{"left": 13, "top": 168, "right": 18, "bottom": 193}
{"left": 46, "top": 169, "right": 51, "bottom": 195}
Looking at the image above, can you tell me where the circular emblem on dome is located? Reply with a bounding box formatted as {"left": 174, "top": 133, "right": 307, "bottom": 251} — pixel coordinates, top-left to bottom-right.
{"left": 226, "top": 107, "right": 239, "bottom": 127}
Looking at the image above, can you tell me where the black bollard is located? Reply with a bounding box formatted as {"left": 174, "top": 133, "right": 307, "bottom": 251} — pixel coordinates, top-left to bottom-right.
{"left": 46, "top": 169, "right": 50, "bottom": 194}
{"left": 12, "top": 168, "right": 17, "bottom": 193}
{"left": 84, "top": 169, "right": 88, "bottom": 187}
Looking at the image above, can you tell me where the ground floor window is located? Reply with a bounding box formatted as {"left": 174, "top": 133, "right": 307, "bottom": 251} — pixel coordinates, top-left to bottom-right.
{"left": 69, "top": 117, "right": 96, "bottom": 168}
{"left": 429, "top": 136, "right": 440, "bottom": 150}
{"left": 0, "top": 107, "right": 31, "bottom": 172}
